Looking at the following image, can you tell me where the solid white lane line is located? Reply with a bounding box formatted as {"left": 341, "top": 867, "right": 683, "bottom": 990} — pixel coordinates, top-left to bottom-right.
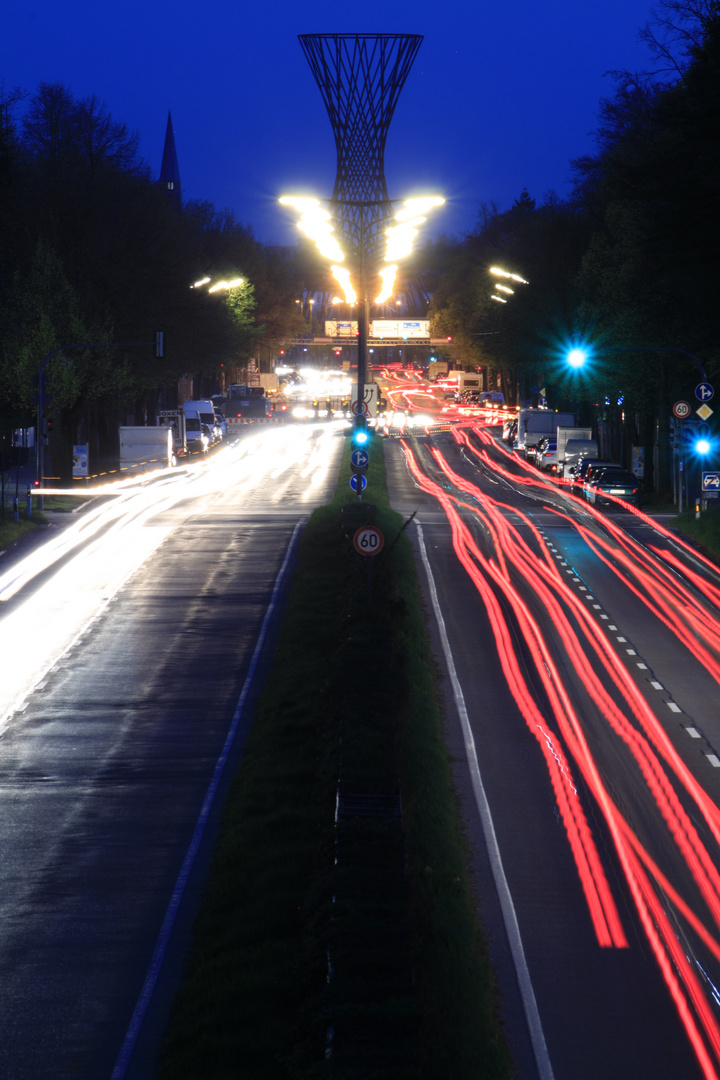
{"left": 415, "top": 522, "right": 555, "bottom": 1080}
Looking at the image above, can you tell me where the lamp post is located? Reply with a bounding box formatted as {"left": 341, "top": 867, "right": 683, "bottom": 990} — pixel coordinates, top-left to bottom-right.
{"left": 279, "top": 194, "right": 444, "bottom": 424}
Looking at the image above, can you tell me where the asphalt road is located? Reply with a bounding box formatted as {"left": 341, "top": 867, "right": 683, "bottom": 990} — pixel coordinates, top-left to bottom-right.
{"left": 4, "top": 410, "right": 720, "bottom": 1080}
{"left": 385, "top": 425, "right": 720, "bottom": 1080}
{"left": 0, "top": 424, "right": 343, "bottom": 1080}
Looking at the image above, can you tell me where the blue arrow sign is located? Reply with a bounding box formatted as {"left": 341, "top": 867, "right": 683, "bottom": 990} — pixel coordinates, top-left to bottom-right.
{"left": 350, "top": 473, "right": 367, "bottom": 492}
{"left": 350, "top": 448, "right": 369, "bottom": 470}
{"left": 702, "top": 472, "right": 720, "bottom": 490}
{"left": 696, "top": 382, "right": 714, "bottom": 402}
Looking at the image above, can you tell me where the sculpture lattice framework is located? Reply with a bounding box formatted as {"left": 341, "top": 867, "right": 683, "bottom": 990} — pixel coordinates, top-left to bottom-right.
{"left": 299, "top": 33, "right": 423, "bottom": 273}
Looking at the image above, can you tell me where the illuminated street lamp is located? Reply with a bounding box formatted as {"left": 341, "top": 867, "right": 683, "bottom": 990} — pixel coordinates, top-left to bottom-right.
{"left": 279, "top": 193, "right": 443, "bottom": 408}
{"left": 564, "top": 334, "right": 708, "bottom": 380}
{"left": 190, "top": 276, "right": 244, "bottom": 293}
{"left": 490, "top": 266, "right": 529, "bottom": 284}
{"left": 280, "top": 195, "right": 443, "bottom": 304}
{"left": 489, "top": 265, "right": 529, "bottom": 304}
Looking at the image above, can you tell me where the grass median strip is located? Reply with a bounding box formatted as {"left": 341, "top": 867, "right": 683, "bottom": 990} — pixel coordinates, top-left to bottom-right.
{"left": 156, "top": 433, "right": 515, "bottom": 1080}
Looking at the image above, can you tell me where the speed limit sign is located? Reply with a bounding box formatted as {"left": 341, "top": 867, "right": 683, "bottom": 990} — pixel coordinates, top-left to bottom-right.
{"left": 673, "top": 400, "right": 691, "bottom": 419}
{"left": 353, "top": 525, "right": 384, "bottom": 556}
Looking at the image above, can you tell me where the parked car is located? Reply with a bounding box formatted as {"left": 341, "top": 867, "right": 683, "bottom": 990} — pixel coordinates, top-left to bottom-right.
{"left": 584, "top": 467, "right": 641, "bottom": 507}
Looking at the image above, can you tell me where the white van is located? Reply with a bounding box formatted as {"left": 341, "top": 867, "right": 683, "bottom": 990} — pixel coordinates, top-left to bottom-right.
{"left": 183, "top": 399, "right": 217, "bottom": 426}
{"left": 183, "top": 409, "right": 209, "bottom": 453}
{"left": 183, "top": 400, "right": 221, "bottom": 444}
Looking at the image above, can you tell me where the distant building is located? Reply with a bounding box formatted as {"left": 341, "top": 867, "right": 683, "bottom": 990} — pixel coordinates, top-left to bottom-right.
{"left": 159, "top": 110, "right": 181, "bottom": 206}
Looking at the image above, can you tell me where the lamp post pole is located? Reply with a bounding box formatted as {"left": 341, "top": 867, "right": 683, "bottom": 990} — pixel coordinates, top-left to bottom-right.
{"left": 356, "top": 202, "right": 368, "bottom": 420}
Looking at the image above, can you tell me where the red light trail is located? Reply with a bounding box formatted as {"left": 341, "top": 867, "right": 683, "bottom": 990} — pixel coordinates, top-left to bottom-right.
{"left": 400, "top": 433, "right": 720, "bottom": 1078}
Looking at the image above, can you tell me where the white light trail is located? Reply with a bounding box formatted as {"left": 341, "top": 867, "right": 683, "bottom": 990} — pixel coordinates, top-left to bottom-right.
{"left": 0, "top": 426, "right": 341, "bottom": 727}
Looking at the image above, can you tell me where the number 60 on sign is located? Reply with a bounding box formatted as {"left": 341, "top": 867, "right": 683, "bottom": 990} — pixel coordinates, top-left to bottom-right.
{"left": 353, "top": 526, "right": 384, "bottom": 556}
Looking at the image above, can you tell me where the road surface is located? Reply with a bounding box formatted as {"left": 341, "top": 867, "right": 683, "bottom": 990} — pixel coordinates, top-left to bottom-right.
{"left": 0, "top": 423, "right": 343, "bottom": 1080}
{"left": 385, "top": 421, "right": 720, "bottom": 1080}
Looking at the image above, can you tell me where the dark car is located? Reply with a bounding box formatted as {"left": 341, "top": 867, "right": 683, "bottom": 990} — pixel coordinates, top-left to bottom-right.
{"left": 571, "top": 457, "right": 611, "bottom": 489}
{"left": 584, "top": 467, "right": 640, "bottom": 506}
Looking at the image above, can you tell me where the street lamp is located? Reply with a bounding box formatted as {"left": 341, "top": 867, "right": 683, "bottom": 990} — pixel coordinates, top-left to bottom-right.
{"left": 489, "top": 266, "right": 529, "bottom": 304}
{"left": 565, "top": 334, "right": 708, "bottom": 381}
{"left": 566, "top": 334, "right": 588, "bottom": 369}
{"left": 189, "top": 277, "right": 244, "bottom": 293}
{"left": 279, "top": 193, "right": 443, "bottom": 416}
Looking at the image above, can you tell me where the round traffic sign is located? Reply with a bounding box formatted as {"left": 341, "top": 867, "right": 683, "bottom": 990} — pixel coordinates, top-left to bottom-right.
{"left": 353, "top": 525, "right": 384, "bottom": 556}
{"left": 696, "top": 382, "right": 714, "bottom": 402}
{"left": 350, "top": 447, "right": 369, "bottom": 471}
{"left": 673, "top": 400, "right": 691, "bottom": 419}
{"left": 351, "top": 399, "right": 368, "bottom": 416}
{"left": 350, "top": 473, "right": 367, "bottom": 492}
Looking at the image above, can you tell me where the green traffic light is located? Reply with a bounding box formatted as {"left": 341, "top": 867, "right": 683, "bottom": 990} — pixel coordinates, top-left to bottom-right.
{"left": 567, "top": 347, "right": 587, "bottom": 369}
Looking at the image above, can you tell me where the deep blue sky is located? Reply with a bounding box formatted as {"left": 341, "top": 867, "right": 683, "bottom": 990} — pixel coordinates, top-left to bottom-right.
{"left": 4, "top": 0, "right": 657, "bottom": 246}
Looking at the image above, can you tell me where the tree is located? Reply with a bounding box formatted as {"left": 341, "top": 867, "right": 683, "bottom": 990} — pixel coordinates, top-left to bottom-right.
{"left": 639, "top": 0, "right": 720, "bottom": 78}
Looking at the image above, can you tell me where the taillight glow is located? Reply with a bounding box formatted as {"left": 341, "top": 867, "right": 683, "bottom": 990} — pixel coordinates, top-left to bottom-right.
{"left": 400, "top": 429, "right": 720, "bottom": 1076}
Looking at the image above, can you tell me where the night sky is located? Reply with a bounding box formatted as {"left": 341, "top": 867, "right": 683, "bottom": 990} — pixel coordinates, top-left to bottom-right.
{"left": 4, "top": 0, "right": 657, "bottom": 246}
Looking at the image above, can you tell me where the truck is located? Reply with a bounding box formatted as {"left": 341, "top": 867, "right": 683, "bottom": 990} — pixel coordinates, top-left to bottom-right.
{"left": 562, "top": 439, "right": 599, "bottom": 478}
{"left": 514, "top": 409, "right": 575, "bottom": 455}
{"left": 555, "top": 426, "right": 596, "bottom": 477}
{"left": 248, "top": 373, "right": 280, "bottom": 393}
{"left": 456, "top": 372, "right": 483, "bottom": 397}
{"left": 157, "top": 408, "right": 188, "bottom": 457}
{"left": 428, "top": 360, "right": 449, "bottom": 382}
{"left": 119, "top": 425, "right": 174, "bottom": 473}
{"left": 226, "top": 384, "right": 273, "bottom": 420}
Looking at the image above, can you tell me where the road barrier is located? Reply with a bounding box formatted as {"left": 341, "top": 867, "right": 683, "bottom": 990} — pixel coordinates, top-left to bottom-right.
{"left": 226, "top": 417, "right": 290, "bottom": 428}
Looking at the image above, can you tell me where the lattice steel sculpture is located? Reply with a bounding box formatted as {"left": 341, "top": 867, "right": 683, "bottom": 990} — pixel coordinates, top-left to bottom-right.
{"left": 298, "top": 33, "right": 423, "bottom": 268}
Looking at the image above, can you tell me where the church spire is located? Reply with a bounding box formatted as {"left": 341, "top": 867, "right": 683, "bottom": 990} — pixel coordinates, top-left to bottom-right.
{"left": 159, "top": 110, "right": 181, "bottom": 206}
